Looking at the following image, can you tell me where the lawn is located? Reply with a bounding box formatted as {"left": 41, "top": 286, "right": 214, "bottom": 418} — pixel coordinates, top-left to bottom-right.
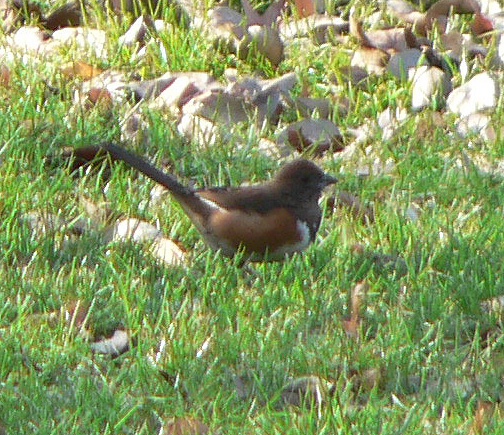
{"left": 1, "top": 0, "right": 504, "bottom": 433}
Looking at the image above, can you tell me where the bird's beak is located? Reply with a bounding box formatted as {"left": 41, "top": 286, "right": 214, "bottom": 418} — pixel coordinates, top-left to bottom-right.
{"left": 323, "top": 173, "right": 338, "bottom": 186}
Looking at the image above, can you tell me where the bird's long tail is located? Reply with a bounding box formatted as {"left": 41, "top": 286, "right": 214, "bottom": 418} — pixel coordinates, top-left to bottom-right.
{"left": 102, "top": 143, "right": 192, "bottom": 198}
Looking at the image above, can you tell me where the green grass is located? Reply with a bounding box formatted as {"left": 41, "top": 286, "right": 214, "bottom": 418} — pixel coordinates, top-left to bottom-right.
{"left": 1, "top": 0, "right": 504, "bottom": 433}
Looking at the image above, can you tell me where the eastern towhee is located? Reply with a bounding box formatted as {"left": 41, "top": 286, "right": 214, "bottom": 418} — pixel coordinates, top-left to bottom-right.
{"left": 79, "top": 143, "right": 337, "bottom": 261}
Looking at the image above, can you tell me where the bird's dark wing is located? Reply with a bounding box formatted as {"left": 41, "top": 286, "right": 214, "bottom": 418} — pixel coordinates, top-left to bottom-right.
{"left": 197, "top": 185, "right": 284, "bottom": 213}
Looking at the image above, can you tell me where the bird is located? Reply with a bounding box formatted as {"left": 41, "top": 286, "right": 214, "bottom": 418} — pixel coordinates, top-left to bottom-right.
{"left": 98, "top": 143, "right": 337, "bottom": 261}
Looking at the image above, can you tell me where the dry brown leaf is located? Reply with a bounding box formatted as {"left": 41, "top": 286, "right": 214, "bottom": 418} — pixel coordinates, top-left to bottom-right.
{"left": 0, "top": 64, "right": 10, "bottom": 87}
{"left": 161, "top": 416, "right": 209, "bottom": 435}
{"left": 292, "top": 0, "right": 315, "bottom": 17}
{"left": 242, "top": 0, "right": 285, "bottom": 26}
{"left": 293, "top": 96, "right": 349, "bottom": 118}
{"left": 360, "top": 368, "right": 381, "bottom": 390}
{"left": 471, "top": 11, "right": 494, "bottom": 35}
{"left": 387, "top": 48, "right": 422, "bottom": 80}
{"left": 177, "top": 113, "right": 220, "bottom": 146}
{"left": 118, "top": 15, "right": 155, "bottom": 47}
{"left": 472, "top": 400, "right": 494, "bottom": 434}
{"left": 447, "top": 72, "right": 498, "bottom": 117}
{"left": 85, "top": 88, "right": 113, "bottom": 113}
{"left": 351, "top": 47, "right": 390, "bottom": 75}
{"left": 238, "top": 25, "right": 284, "bottom": 67}
{"left": 62, "top": 299, "right": 90, "bottom": 331}
{"left": 182, "top": 88, "right": 252, "bottom": 124}
{"left": 278, "top": 119, "right": 344, "bottom": 156}
{"left": 152, "top": 76, "right": 202, "bottom": 112}
{"left": 279, "top": 15, "right": 348, "bottom": 41}
{"left": 409, "top": 66, "right": 452, "bottom": 111}
{"left": 79, "top": 196, "right": 114, "bottom": 226}
{"left": 61, "top": 61, "right": 104, "bottom": 80}
{"left": 42, "top": 2, "right": 81, "bottom": 31}
{"left": 12, "top": 26, "right": 50, "bottom": 51}
{"left": 151, "top": 237, "right": 186, "bottom": 266}
{"left": 105, "top": 218, "right": 161, "bottom": 243}
{"left": 388, "top": 0, "right": 480, "bottom": 34}
{"left": 349, "top": 15, "right": 374, "bottom": 48}
{"left": 342, "top": 282, "right": 369, "bottom": 338}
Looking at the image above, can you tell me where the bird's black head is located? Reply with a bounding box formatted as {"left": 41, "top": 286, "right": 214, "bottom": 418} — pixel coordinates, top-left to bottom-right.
{"left": 274, "top": 159, "right": 337, "bottom": 198}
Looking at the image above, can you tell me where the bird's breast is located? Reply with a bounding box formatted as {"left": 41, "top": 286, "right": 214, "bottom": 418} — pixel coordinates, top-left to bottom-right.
{"left": 204, "top": 207, "right": 312, "bottom": 260}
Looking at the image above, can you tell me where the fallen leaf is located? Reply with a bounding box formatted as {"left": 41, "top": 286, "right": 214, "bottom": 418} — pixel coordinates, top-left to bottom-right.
{"left": 177, "top": 113, "right": 221, "bottom": 147}
{"left": 378, "top": 106, "right": 409, "bottom": 140}
{"left": 471, "top": 10, "right": 494, "bottom": 35}
{"left": 62, "top": 299, "right": 90, "bottom": 330}
{"left": 279, "top": 15, "right": 348, "bottom": 41}
{"left": 342, "top": 282, "right": 369, "bottom": 338}
{"left": 42, "top": 2, "right": 81, "bottom": 31}
{"left": 51, "top": 27, "right": 108, "bottom": 58}
{"left": 242, "top": 0, "right": 285, "bottom": 26}
{"left": 0, "top": 64, "right": 10, "bottom": 86}
{"left": 278, "top": 119, "right": 344, "bottom": 156}
{"left": 161, "top": 416, "right": 209, "bottom": 435}
{"left": 85, "top": 88, "right": 113, "bottom": 112}
{"left": 457, "top": 113, "right": 495, "bottom": 141}
{"left": 447, "top": 72, "right": 498, "bottom": 117}
{"left": 409, "top": 66, "right": 452, "bottom": 111}
{"left": 471, "top": 400, "right": 494, "bottom": 434}
{"left": 280, "top": 375, "right": 333, "bottom": 409}
{"left": 12, "top": 26, "right": 50, "bottom": 52}
{"left": 386, "top": 48, "right": 422, "bottom": 80}
{"left": 238, "top": 25, "right": 284, "bottom": 67}
{"left": 182, "top": 88, "right": 252, "bottom": 124}
{"left": 151, "top": 237, "right": 186, "bottom": 266}
{"left": 118, "top": 14, "right": 155, "bottom": 47}
{"left": 292, "top": 0, "right": 315, "bottom": 17}
{"left": 153, "top": 77, "right": 201, "bottom": 112}
{"left": 61, "top": 61, "right": 104, "bottom": 80}
{"left": 104, "top": 218, "right": 161, "bottom": 243}
{"left": 351, "top": 47, "right": 390, "bottom": 75}
{"left": 20, "top": 211, "right": 67, "bottom": 236}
